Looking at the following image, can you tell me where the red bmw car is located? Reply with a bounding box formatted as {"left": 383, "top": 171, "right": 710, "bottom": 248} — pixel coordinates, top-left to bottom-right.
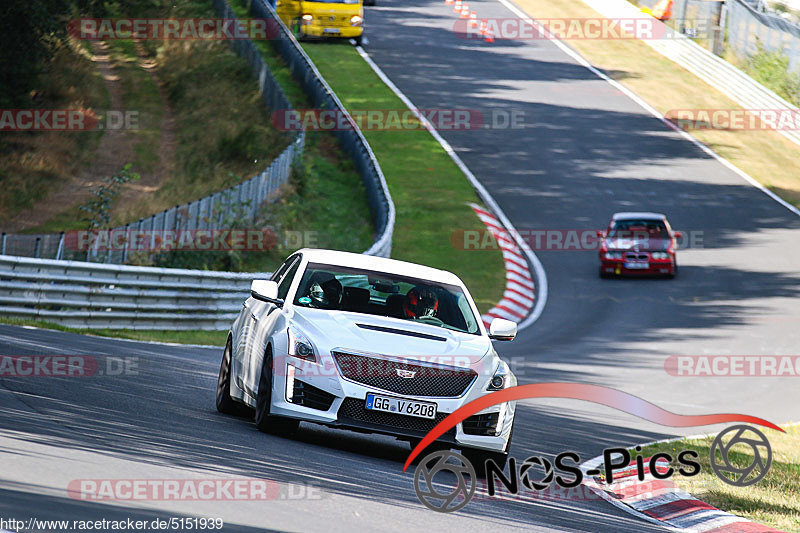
{"left": 598, "top": 212, "right": 682, "bottom": 278}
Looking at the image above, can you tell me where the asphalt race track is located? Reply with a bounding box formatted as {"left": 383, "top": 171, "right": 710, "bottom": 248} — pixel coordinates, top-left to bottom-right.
{"left": 2, "top": 0, "right": 800, "bottom": 530}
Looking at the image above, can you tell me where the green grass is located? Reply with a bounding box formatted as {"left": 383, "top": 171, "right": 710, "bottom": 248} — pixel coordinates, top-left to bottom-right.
{"left": 0, "top": 317, "right": 227, "bottom": 346}
{"left": 741, "top": 45, "right": 800, "bottom": 106}
{"left": 296, "top": 42, "right": 505, "bottom": 311}
{"left": 636, "top": 424, "right": 800, "bottom": 532}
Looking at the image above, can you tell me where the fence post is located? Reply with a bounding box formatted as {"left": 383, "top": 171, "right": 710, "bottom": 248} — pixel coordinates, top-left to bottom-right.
{"left": 56, "top": 232, "right": 65, "bottom": 260}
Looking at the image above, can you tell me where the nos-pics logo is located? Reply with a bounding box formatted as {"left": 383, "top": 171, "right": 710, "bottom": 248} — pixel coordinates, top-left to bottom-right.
{"left": 413, "top": 425, "right": 772, "bottom": 513}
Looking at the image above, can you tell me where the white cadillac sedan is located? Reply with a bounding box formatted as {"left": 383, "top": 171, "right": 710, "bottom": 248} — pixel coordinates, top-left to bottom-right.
{"left": 216, "top": 249, "right": 518, "bottom": 465}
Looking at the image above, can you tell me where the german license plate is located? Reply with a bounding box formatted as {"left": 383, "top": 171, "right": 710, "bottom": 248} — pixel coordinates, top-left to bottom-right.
{"left": 365, "top": 393, "right": 436, "bottom": 419}
{"left": 624, "top": 262, "right": 649, "bottom": 269}
{"left": 323, "top": 28, "right": 340, "bottom": 33}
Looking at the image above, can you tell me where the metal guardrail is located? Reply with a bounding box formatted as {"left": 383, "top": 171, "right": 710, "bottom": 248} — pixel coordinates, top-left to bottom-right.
{"left": 0, "top": 0, "right": 395, "bottom": 330}
{"left": 0, "top": 255, "right": 269, "bottom": 330}
{"left": 583, "top": 0, "right": 800, "bottom": 147}
{"left": 244, "top": 0, "right": 395, "bottom": 257}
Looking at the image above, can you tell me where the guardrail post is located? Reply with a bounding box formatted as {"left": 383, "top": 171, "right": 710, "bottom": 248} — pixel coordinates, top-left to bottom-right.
{"left": 56, "top": 232, "right": 65, "bottom": 260}
{"left": 34, "top": 237, "right": 41, "bottom": 259}
{"left": 1, "top": 233, "right": 5, "bottom": 255}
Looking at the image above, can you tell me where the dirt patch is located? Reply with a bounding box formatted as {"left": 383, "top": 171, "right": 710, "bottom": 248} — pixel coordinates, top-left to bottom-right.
{"left": 2, "top": 41, "right": 136, "bottom": 232}
{"left": 111, "top": 42, "right": 178, "bottom": 215}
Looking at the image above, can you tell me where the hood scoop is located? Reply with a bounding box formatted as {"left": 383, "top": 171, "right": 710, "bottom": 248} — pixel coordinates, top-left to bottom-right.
{"left": 356, "top": 323, "right": 447, "bottom": 342}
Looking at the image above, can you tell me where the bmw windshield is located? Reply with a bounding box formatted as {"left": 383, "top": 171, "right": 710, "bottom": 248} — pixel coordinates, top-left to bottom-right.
{"left": 292, "top": 263, "right": 481, "bottom": 335}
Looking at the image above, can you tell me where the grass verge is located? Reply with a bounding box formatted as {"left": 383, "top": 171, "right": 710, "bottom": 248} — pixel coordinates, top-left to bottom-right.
{"left": 228, "top": 0, "right": 505, "bottom": 310}
{"left": 297, "top": 41, "right": 506, "bottom": 311}
{"left": 512, "top": 0, "right": 800, "bottom": 208}
{"left": 0, "top": 317, "right": 226, "bottom": 347}
{"left": 636, "top": 424, "right": 800, "bottom": 532}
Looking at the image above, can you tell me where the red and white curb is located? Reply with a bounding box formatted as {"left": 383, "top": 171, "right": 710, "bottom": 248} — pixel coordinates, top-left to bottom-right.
{"left": 469, "top": 203, "right": 536, "bottom": 329}
{"left": 580, "top": 453, "right": 784, "bottom": 532}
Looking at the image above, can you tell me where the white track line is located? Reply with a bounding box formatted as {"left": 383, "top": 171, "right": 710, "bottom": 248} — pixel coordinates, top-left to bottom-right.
{"left": 355, "top": 46, "right": 548, "bottom": 331}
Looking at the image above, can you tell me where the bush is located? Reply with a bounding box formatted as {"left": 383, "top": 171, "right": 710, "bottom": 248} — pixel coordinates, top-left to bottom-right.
{"left": 745, "top": 44, "right": 800, "bottom": 106}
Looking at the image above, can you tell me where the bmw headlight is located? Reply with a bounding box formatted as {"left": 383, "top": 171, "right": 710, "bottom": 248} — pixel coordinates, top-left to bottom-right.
{"left": 301, "top": 13, "right": 313, "bottom": 24}
{"left": 350, "top": 15, "right": 362, "bottom": 26}
{"left": 288, "top": 327, "right": 316, "bottom": 362}
{"left": 604, "top": 252, "right": 623, "bottom": 260}
{"left": 651, "top": 252, "right": 669, "bottom": 260}
{"left": 487, "top": 360, "right": 513, "bottom": 391}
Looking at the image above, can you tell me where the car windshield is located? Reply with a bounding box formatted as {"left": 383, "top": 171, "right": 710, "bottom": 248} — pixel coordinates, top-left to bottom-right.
{"left": 608, "top": 219, "right": 668, "bottom": 239}
{"left": 292, "top": 263, "right": 480, "bottom": 335}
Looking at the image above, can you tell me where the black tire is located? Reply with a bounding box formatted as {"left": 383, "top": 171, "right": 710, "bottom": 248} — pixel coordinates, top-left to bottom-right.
{"left": 255, "top": 347, "right": 299, "bottom": 434}
{"left": 599, "top": 267, "right": 611, "bottom": 279}
{"left": 216, "top": 337, "right": 238, "bottom": 414}
{"left": 353, "top": 33, "right": 363, "bottom": 46}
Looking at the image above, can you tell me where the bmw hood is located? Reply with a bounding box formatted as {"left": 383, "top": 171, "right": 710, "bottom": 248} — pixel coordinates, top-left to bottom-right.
{"left": 289, "top": 308, "right": 492, "bottom": 367}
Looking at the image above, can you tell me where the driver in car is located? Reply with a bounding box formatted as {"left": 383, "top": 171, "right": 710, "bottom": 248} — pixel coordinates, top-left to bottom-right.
{"left": 403, "top": 286, "right": 438, "bottom": 319}
{"left": 307, "top": 273, "right": 343, "bottom": 310}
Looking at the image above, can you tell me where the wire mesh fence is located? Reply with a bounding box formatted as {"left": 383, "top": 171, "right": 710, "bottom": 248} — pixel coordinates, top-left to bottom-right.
{"left": 726, "top": 0, "right": 800, "bottom": 72}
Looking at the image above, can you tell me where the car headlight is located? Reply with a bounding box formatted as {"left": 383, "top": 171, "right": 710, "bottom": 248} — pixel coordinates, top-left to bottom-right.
{"left": 288, "top": 327, "right": 315, "bottom": 362}
{"left": 604, "top": 252, "right": 623, "bottom": 260}
{"left": 651, "top": 252, "right": 670, "bottom": 260}
{"left": 487, "top": 360, "right": 512, "bottom": 391}
{"left": 301, "top": 13, "right": 313, "bottom": 24}
{"left": 350, "top": 15, "right": 362, "bottom": 26}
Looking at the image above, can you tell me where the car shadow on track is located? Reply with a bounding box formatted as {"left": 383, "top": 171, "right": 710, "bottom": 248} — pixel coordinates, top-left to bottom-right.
{"left": 0, "top": 325, "right": 671, "bottom": 531}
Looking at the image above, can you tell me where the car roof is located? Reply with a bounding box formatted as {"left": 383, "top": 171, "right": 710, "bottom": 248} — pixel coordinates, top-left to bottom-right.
{"left": 295, "top": 248, "right": 464, "bottom": 285}
{"left": 611, "top": 212, "right": 666, "bottom": 221}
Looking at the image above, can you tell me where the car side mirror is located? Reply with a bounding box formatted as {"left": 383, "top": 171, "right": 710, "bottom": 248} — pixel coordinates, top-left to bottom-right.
{"left": 673, "top": 231, "right": 683, "bottom": 239}
{"left": 596, "top": 230, "right": 605, "bottom": 238}
{"left": 251, "top": 280, "right": 284, "bottom": 306}
{"left": 489, "top": 318, "right": 517, "bottom": 341}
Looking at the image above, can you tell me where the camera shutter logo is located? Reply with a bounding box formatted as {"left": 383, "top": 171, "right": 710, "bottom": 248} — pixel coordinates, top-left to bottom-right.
{"left": 710, "top": 425, "right": 772, "bottom": 487}
{"left": 413, "top": 450, "right": 476, "bottom": 512}
{"left": 519, "top": 456, "right": 554, "bottom": 491}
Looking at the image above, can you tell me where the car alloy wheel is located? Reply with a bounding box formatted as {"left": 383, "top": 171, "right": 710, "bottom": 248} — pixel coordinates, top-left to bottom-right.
{"left": 216, "top": 338, "right": 238, "bottom": 414}
{"left": 255, "top": 346, "right": 299, "bottom": 434}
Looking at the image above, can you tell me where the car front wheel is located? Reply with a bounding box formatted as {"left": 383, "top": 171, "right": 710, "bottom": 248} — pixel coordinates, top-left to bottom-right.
{"left": 255, "top": 347, "right": 299, "bottom": 434}
{"left": 216, "top": 338, "right": 238, "bottom": 414}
